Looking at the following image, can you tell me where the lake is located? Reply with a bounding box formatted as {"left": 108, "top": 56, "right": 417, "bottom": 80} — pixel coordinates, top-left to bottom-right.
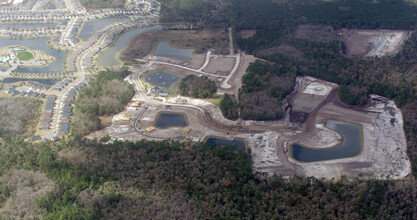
{"left": 154, "top": 112, "right": 187, "bottom": 129}
{"left": 145, "top": 71, "right": 182, "bottom": 88}
{"left": 291, "top": 120, "right": 362, "bottom": 162}
{"left": 0, "top": 37, "right": 67, "bottom": 73}
{"left": 48, "top": 2, "right": 56, "bottom": 9}
{"left": 153, "top": 42, "right": 193, "bottom": 60}
{"left": 205, "top": 137, "right": 246, "bottom": 150}
{"left": 97, "top": 25, "right": 162, "bottom": 66}
{"left": 78, "top": 17, "right": 129, "bottom": 41}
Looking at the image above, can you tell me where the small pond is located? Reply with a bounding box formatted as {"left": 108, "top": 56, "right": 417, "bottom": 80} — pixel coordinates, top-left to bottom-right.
{"left": 0, "top": 65, "right": 8, "bottom": 71}
{"left": 145, "top": 71, "right": 182, "bottom": 88}
{"left": 206, "top": 137, "right": 246, "bottom": 150}
{"left": 48, "top": 2, "right": 57, "bottom": 9}
{"left": 78, "top": 17, "right": 129, "bottom": 41}
{"left": 98, "top": 25, "right": 162, "bottom": 66}
{"left": 155, "top": 112, "right": 187, "bottom": 129}
{"left": 153, "top": 42, "right": 193, "bottom": 60}
{"left": 291, "top": 120, "right": 362, "bottom": 162}
{"left": 2, "top": 78, "right": 60, "bottom": 85}
{"left": 0, "top": 37, "right": 67, "bottom": 73}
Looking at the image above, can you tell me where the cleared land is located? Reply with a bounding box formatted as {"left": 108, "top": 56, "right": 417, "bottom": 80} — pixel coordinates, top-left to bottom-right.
{"left": 340, "top": 29, "right": 410, "bottom": 57}
{"left": 203, "top": 57, "right": 235, "bottom": 76}
{"left": 121, "top": 29, "right": 230, "bottom": 61}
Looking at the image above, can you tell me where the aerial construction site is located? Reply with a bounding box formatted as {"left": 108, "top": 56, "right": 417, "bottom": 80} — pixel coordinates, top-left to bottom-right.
{"left": 87, "top": 28, "right": 411, "bottom": 180}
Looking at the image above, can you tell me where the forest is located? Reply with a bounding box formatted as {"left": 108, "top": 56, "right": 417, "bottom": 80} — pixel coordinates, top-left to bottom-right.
{"left": 159, "top": 0, "right": 417, "bottom": 29}
{"left": 0, "top": 137, "right": 416, "bottom": 219}
{"left": 71, "top": 69, "right": 134, "bottom": 136}
{"left": 179, "top": 75, "right": 217, "bottom": 98}
{"left": 0, "top": 97, "right": 41, "bottom": 138}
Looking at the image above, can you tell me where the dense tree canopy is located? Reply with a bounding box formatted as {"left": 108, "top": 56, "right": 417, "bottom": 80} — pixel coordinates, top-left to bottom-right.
{"left": 72, "top": 68, "right": 134, "bottom": 136}
{"left": 179, "top": 75, "right": 217, "bottom": 98}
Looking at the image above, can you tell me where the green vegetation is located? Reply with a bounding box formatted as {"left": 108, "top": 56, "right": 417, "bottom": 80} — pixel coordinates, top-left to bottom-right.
{"left": 238, "top": 61, "right": 295, "bottom": 120}
{"left": 220, "top": 93, "right": 239, "bottom": 120}
{"left": 0, "top": 97, "right": 42, "bottom": 137}
{"left": 179, "top": 75, "right": 217, "bottom": 98}
{"left": 0, "top": 138, "right": 416, "bottom": 218}
{"left": 71, "top": 68, "right": 134, "bottom": 136}
{"left": 17, "top": 51, "right": 33, "bottom": 61}
{"left": 79, "top": 0, "right": 124, "bottom": 9}
{"left": 160, "top": 0, "right": 417, "bottom": 29}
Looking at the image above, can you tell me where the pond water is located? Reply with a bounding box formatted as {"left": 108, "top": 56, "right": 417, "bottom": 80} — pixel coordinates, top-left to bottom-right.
{"left": 153, "top": 42, "right": 193, "bottom": 60}
{"left": 0, "top": 37, "right": 67, "bottom": 73}
{"left": 154, "top": 112, "right": 187, "bottom": 129}
{"left": 292, "top": 120, "right": 362, "bottom": 162}
{"left": 48, "top": 2, "right": 56, "bottom": 9}
{"left": 97, "top": 25, "right": 162, "bottom": 66}
{"left": 206, "top": 137, "right": 246, "bottom": 150}
{"left": 2, "top": 77, "right": 60, "bottom": 85}
{"left": 145, "top": 71, "right": 182, "bottom": 88}
{"left": 0, "top": 65, "right": 8, "bottom": 71}
{"left": 78, "top": 17, "right": 129, "bottom": 41}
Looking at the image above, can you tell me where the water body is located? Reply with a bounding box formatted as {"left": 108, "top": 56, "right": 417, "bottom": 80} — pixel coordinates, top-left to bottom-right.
{"left": 145, "top": 71, "right": 182, "bottom": 88}
{"left": 98, "top": 25, "right": 162, "bottom": 66}
{"left": 0, "top": 23, "right": 58, "bottom": 29}
{"left": 0, "top": 38, "right": 67, "bottom": 73}
{"left": 2, "top": 77, "right": 59, "bottom": 85}
{"left": 292, "top": 120, "right": 362, "bottom": 162}
{"left": 153, "top": 42, "right": 193, "bottom": 60}
{"left": 206, "top": 137, "right": 246, "bottom": 150}
{"left": 48, "top": 2, "right": 57, "bottom": 9}
{"left": 155, "top": 112, "right": 187, "bottom": 129}
{"left": 0, "top": 65, "right": 8, "bottom": 71}
{"left": 78, "top": 17, "right": 129, "bottom": 41}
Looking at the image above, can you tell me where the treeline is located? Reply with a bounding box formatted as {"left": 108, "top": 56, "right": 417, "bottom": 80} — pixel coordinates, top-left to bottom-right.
{"left": 179, "top": 75, "right": 217, "bottom": 98}
{"left": 160, "top": 0, "right": 417, "bottom": 30}
{"left": 220, "top": 94, "right": 239, "bottom": 120}
{"left": 0, "top": 137, "right": 416, "bottom": 218}
{"left": 72, "top": 68, "right": 134, "bottom": 136}
{"left": 159, "top": 0, "right": 231, "bottom": 27}
{"left": 219, "top": 61, "right": 296, "bottom": 121}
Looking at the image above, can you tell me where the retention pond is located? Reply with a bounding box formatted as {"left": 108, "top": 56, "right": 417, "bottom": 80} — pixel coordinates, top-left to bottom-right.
{"left": 205, "top": 137, "right": 246, "bottom": 150}
{"left": 153, "top": 42, "right": 193, "bottom": 60}
{"left": 145, "top": 71, "right": 182, "bottom": 88}
{"left": 98, "top": 25, "right": 162, "bottom": 66}
{"left": 78, "top": 17, "right": 129, "bottom": 41}
{"left": 291, "top": 120, "right": 362, "bottom": 162}
{"left": 154, "top": 112, "right": 188, "bottom": 129}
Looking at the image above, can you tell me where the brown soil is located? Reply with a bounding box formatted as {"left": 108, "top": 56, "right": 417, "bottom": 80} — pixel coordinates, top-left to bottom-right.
{"left": 99, "top": 115, "right": 114, "bottom": 128}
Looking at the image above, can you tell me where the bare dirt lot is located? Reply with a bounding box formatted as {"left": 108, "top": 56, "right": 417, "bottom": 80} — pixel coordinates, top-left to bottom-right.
{"left": 203, "top": 57, "right": 235, "bottom": 76}
{"left": 340, "top": 29, "right": 410, "bottom": 57}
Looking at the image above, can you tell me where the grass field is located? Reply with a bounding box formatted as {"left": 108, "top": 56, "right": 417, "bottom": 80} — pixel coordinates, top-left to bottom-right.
{"left": 205, "top": 94, "right": 223, "bottom": 107}
{"left": 17, "top": 51, "right": 34, "bottom": 61}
